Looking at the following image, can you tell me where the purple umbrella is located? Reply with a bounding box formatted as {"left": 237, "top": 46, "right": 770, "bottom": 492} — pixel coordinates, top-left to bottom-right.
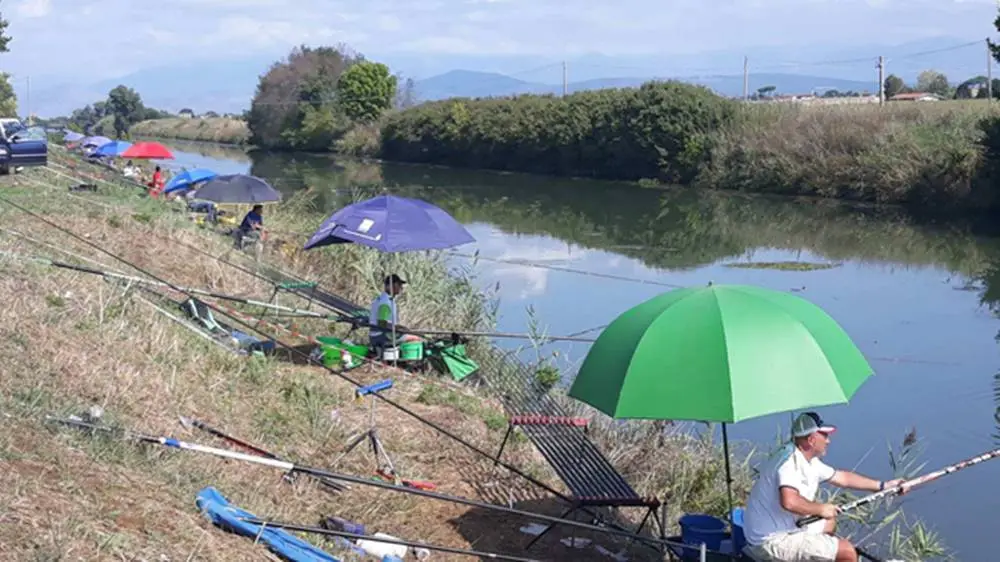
{"left": 304, "top": 194, "right": 475, "bottom": 252}
{"left": 81, "top": 136, "right": 111, "bottom": 148}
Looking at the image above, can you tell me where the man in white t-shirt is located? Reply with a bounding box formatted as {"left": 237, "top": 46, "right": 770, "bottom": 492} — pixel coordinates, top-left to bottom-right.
{"left": 368, "top": 274, "right": 421, "bottom": 350}
{"left": 743, "top": 412, "right": 907, "bottom": 562}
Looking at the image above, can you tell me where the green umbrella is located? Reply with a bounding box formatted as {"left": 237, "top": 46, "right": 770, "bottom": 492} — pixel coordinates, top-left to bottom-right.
{"left": 568, "top": 284, "right": 874, "bottom": 514}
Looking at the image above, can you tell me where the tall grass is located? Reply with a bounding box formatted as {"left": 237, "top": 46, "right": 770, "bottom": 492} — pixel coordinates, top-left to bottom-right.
{"left": 699, "top": 101, "right": 999, "bottom": 211}
{"left": 131, "top": 117, "right": 250, "bottom": 145}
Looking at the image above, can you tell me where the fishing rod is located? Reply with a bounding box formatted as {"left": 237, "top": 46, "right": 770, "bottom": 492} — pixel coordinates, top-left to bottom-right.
{"left": 7, "top": 247, "right": 985, "bottom": 363}
{"left": 178, "top": 416, "right": 348, "bottom": 493}
{"left": 448, "top": 251, "right": 687, "bottom": 289}
{"left": 0, "top": 194, "right": 667, "bottom": 556}
{"left": 10, "top": 253, "right": 331, "bottom": 319}
{"left": 11, "top": 248, "right": 599, "bottom": 346}
{"left": 797, "top": 445, "right": 1000, "bottom": 527}
{"left": 44, "top": 415, "right": 711, "bottom": 554}
{"left": 403, "top": 327, "right": 597, "bottom": 344}
{"left": 237, "top": 519, "right": 542, "bottom": 562}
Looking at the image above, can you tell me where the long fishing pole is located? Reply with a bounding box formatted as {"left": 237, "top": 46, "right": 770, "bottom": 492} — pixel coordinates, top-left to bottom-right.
{"left": 178, "top": 416, "right": 348, "bottom": 493}
{"left": 388, "top": 327, "right": 597, "bottom": 343}
{"left": 45, "top": 415, "right": 710, "bottom": 554}
{"left": 13, "top": 250, "right": 600, "bottom": 345}
{"left": 14, "top": 254, "right": 330, "bottom": 319}
{"left": 448, "top": 251, "right": 686, "bottom": 289}
{"left": 797, "top": 445, "right": 1000, "bottom": 527}
{"left": 0, "top": 195, "right": 667, "bottom": 556}
{"left": 237, "top": 519, "right": 541, "bottom": 562}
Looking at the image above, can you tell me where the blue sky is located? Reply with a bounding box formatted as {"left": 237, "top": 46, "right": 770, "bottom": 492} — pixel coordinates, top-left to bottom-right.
{"left": 5, "top": 0, "right": 1000, "bottom": 83}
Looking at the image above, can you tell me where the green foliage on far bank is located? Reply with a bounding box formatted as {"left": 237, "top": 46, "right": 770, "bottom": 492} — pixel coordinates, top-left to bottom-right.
{"left": 246, "top": 46, "right": 398, "bottom": 151}
{"left": 381, "top": 81, "right": 736, "bottom": 185}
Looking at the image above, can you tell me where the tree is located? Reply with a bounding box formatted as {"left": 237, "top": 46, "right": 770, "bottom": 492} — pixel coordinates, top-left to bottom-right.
{"left": 883, "top": 74, "right": 906, "bottom": 98}
{"left": 106, "top": 85, "right": 144, "bottom": 138}
{"left": 0, "top": 9, "right": 14, "bottom": 116}
{"left": 247, "top": 44, "right": 364, "bottom": 150}
{"left": 0, "top": 10, "right": 11, "bottom": 53}
{"left": 336, "top": 61, "right": 397, "bottom": 122}
{"left": 395, "top": 77, "right": 417, "bottom": 109}
{"left": 989, "top": 9, "right": 1000, "bottom": 64}
{"left": 757, "top": 85, "right": 776, "bottom": 98}
{"left": 0, "top": 73, "right": 16, "bottom": 117}
{"left": 955, "top": 76, "right": 988, "bottom": 99}
{"left": 916, "top": 70, "right": 950, "bottom": 96}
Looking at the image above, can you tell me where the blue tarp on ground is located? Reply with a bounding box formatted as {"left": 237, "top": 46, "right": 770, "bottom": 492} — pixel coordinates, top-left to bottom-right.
{"left": 195, "top": 486, "right": 340, "bottom": 562}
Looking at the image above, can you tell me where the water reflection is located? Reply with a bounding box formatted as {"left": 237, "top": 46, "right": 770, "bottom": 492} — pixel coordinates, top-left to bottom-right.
{"left": 244, "top": 150, "right": 999, "bottom": 275}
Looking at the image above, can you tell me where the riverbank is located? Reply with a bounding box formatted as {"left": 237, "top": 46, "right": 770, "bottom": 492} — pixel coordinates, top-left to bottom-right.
{"left": 0, "top": 147, "right": 788, "bottom": 560}
{"left": 131, "top": 116, "right": 249, "bottom": 145}
{"left": 133, "top": 90, "right": 1000, "bottom": 214}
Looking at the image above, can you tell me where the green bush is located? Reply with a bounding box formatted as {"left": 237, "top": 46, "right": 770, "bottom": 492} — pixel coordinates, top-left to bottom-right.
{"left": 380, "top": 80, "right": 737, "bottom": 183}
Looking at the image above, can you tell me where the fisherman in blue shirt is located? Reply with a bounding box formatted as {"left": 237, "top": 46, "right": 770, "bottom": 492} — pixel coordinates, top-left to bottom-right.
{"left": 234, "top": 204, "right": 264, "bottom": 249}
{"left": 240, "top": 204, "right": 263, "bottom": 233}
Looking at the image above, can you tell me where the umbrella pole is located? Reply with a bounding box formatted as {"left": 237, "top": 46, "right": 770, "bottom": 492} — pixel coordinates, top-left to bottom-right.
{"left": 722, "top": 422, "right": 734, "bottom": 521}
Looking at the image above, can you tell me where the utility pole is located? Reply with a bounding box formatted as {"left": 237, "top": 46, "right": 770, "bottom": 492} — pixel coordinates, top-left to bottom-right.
{"left": 25, "top": 75, "right": 31, "bottom": 125}
{"left": 877, "top": 55, "right": 884, "bottom": 106}
{"left": 562, "top": 61, "right": 568, "bottom": 97}
{"left": 988, "top": 38, "right": 994, "bottom": 102}
{"left": 743, "top": 56, "right": 749, "bottom": 101}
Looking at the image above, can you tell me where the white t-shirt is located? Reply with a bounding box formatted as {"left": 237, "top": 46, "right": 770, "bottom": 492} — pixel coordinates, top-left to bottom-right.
{"left": 743, "top": 444, "right": 837, "bottom": 545}
{"left": 368, "top": 292, "right": 398, "bottom": 338}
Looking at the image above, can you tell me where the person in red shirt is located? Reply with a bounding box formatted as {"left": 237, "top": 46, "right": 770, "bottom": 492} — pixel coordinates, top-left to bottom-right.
{"left": 148, "top": 166, "right": 164, "bottom": 197}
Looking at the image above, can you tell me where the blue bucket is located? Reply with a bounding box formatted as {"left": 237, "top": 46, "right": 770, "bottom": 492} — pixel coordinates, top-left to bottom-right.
{"left": 679, "top": 514, "right": 728, "bottom": 551}
{"left": 731, "top": 507, "right": 747, "bottom": 553}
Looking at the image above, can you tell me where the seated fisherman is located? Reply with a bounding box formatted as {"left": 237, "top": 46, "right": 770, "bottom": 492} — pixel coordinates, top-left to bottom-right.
{"left": 743, "top": 412, "right": 908, "bottom": 562}
{"left": 369, "top": 274, "right": 421, "bottom": 350}
{"left": 122, "top": 160, "right": 141, "bottom": 179}
{"left": 234, "top": 204, "right": 265, "bottom": 248}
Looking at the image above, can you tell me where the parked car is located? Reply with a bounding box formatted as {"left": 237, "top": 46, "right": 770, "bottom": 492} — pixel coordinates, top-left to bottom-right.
{"left": 0, "top": 119, "right": 47, "bottom": 174}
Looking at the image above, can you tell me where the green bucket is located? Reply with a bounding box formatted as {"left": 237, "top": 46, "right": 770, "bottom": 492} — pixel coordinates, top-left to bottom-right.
{"left": 316, "top": 336, "right": 369, "bottom": 369}
{"left": 399, "top": 340, "right": 424, "bottom": 361}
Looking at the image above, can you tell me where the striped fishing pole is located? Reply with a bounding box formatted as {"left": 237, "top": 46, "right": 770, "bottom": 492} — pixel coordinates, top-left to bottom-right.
{"left": 797, "top": 445, "right": 1000, "bottom": 527}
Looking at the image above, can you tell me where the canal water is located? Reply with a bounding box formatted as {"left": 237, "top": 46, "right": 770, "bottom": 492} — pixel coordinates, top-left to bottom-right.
{"left": 162, "top": 140, "right": 1000, "bottom": 560}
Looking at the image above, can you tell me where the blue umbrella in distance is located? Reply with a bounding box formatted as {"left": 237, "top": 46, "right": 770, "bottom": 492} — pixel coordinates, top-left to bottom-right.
{"left": 163, "top": 168, "right": 218, "bottom": 194}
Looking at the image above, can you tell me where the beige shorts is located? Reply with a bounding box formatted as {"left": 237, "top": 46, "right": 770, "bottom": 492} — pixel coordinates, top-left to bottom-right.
{"left": 744, "top": 521, "right": 838, "bottom": 562}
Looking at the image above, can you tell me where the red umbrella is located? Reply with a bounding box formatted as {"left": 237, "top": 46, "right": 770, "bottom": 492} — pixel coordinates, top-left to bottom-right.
{"left": 121, "top": 141, "right": 174, "bottom": 159}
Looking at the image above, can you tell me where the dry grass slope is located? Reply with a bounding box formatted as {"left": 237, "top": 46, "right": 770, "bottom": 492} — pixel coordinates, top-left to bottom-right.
{"left": 0, "top": 151, "right": 754, "bottom": 561}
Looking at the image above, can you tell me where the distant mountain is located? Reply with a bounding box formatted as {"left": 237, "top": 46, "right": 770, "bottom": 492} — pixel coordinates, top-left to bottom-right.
{"left": 26, "top": 36, "right": 985, "bottom": 117}
{"left": 412, "top": 71, "right": 876, "bottom": 101}
{"left": 29, "top": 56, "right": 273, "bottom": 117}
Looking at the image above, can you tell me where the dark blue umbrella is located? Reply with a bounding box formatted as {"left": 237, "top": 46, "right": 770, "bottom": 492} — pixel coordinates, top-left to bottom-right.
{"left": 92, "top": 140, "right": 132, "bottom": 157}
{"left": 304, "top": 194, "right": 475, "bottom": 252}
{"left": 191, "top": 174, "right": 281, "bottom": 203}
{"left": 163, "top": 168, "right": 218, "bottom": 194}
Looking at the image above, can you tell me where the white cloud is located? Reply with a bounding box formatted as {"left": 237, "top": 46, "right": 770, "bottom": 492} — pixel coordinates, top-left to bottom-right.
{"left": 14, "top": 0, "right": 51, "bottom": 18}
{"left": 377, "top": 15, "right": 402, "bottom": 31}
{"left": 3, "top": 0, "right": 999, "bottom": 104}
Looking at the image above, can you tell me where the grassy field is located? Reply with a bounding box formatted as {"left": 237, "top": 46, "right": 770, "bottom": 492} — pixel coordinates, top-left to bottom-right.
{"left": 131, "top": 117, "right": 250, "bottom": 145}
{"left": 698, "top": 99, "right": 1000, "bottom": 209}
{"left": 0, "top": 146, "right": 812, "bottom": 561}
